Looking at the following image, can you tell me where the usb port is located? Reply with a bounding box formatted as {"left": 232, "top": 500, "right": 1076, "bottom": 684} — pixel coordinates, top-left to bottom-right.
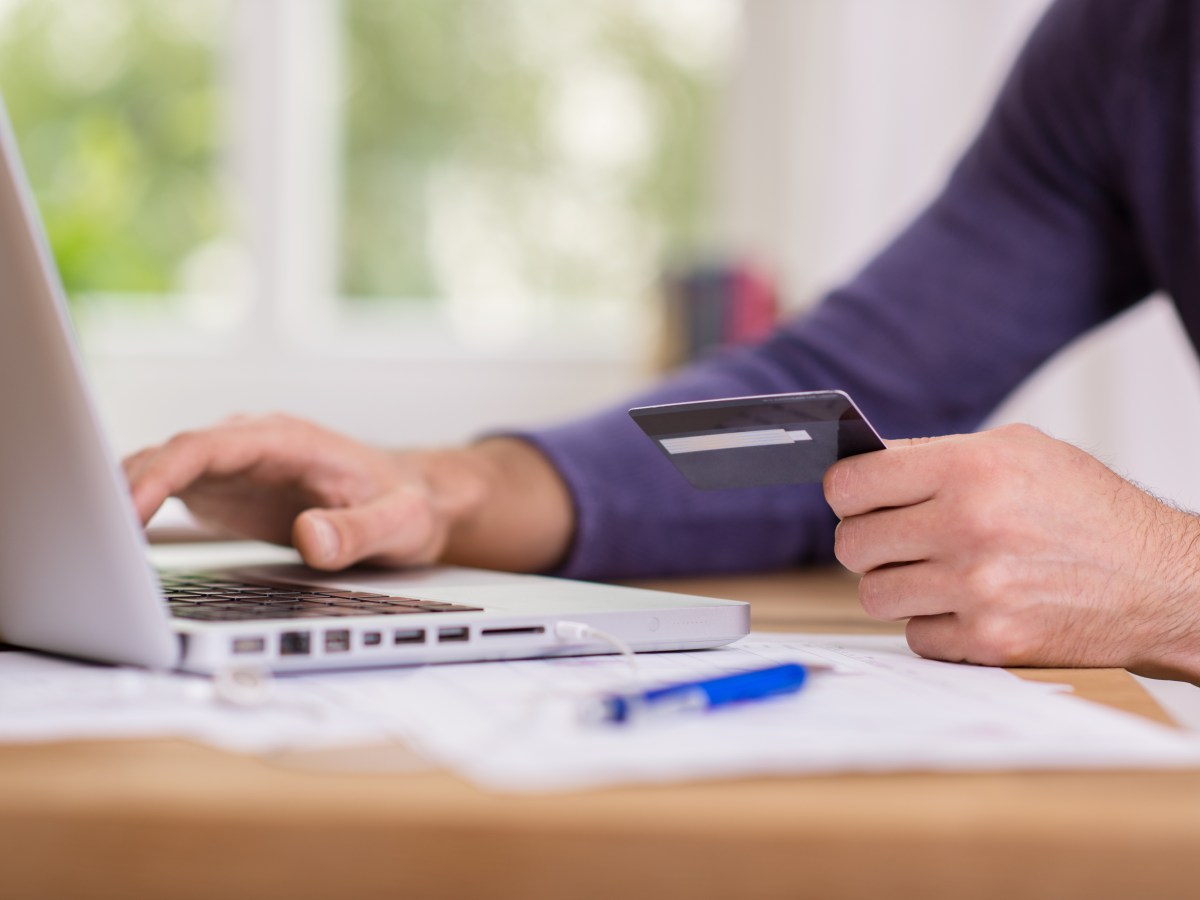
{"left": 438, "top": 626, "right": 469, "bottom": 643}
{"left": 231, "top": 637, "right": 266, "bottom": 654}
{"left": 362, "top": 631, "right": 383, "bottom": 647}
{"left": 393, "top": 628, "right": 426, "bottom": 645}
{"left": 324, "top": 629, "right": 351, "bottom": 653}
{"left": 280, "top": 631, "right": 311, "bottom": 656}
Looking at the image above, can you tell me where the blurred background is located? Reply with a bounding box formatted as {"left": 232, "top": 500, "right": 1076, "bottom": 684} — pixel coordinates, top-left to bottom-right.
{"left": 6, "top": 0, "right": 1200, "bottom": 516}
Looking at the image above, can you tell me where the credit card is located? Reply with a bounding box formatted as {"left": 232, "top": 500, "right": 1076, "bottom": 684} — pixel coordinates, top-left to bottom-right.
{"left": 629, "top": 390, "right": 885, "bottom": 489}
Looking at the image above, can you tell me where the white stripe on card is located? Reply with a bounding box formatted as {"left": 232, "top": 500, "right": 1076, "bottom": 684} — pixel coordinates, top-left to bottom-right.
{"left": 660, "top": 428, "right": 813, "bottom": 454}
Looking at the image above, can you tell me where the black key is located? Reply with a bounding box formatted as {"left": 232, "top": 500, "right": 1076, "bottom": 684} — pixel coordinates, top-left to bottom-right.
{"left": 351, "top": 601, "right": 431, "bottom": 613}
{"left": 172, "top": 607, "right": 251, "bottom": 621}
{"left": 223, "top": 607, "right": 305, "bottom": 619}
{"left": 286, "top": 608, "right": 372, "bottom": 618}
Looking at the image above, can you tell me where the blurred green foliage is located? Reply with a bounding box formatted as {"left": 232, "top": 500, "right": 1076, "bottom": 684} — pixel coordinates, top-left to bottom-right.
{"left": 0, "top": 0, "right": 225, "bottom": 299}
{"left": 340, "top": 0, "right": 729, "bottom": 305}
{"left": 0, "top": 0, "right": 728, "bottom": 316}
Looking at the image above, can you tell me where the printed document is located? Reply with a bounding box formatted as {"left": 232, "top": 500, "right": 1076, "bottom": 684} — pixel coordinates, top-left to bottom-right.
{"left": 2, "top": 633, "right": 1198, "bottom": 792}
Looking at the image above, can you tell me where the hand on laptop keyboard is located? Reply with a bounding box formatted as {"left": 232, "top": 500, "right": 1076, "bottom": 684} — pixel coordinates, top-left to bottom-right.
{"left": 123, "top": 414, "right": 573, "bottom": 573}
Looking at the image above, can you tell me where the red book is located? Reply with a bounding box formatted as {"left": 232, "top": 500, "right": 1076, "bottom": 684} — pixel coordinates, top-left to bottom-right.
{"left": 728, "top": 265, "right": 778, "bottom": 346}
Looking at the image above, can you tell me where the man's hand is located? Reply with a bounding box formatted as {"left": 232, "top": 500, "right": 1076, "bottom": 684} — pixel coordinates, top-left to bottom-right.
{"left": 123, "top": 415, "right": 574, "bottom": 573}
{"left": 824, "top": 424, "right": 1200, "bottom": 681}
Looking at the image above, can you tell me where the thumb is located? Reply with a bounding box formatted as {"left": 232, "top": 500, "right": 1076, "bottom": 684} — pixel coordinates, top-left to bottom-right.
{"left": 293, "top": 487, "right": 439, "bottom": 571}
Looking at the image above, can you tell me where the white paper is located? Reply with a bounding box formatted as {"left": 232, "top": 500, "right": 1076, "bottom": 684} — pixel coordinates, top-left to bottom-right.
{"left": 0, "top": 651, "right": 387, "bottom": 753}
{"left": 287, "top": 633, "right": 1200, "bottom": 791}
{"left": 3, "top": 634, "right": 1198, "bottom": 792}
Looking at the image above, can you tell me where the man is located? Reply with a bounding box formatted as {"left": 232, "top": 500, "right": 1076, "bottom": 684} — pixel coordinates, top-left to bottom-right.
{"left": 124, "top": 0, "right": 1200, "bottom": 683}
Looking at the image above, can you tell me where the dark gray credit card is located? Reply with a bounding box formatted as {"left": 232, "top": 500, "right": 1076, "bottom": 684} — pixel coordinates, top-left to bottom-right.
{"left": 629, "top": 390, "right": 885, "bottom": 490}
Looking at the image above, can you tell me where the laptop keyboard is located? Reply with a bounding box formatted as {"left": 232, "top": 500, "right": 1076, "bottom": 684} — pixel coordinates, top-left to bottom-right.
{"left": 161, "top": 572, "right": 484, "bottom": 622}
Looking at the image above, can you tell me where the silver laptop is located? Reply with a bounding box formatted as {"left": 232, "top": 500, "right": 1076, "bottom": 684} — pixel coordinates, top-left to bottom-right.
{"left": 0, "top": 98, "right": 748, "bottom": 675}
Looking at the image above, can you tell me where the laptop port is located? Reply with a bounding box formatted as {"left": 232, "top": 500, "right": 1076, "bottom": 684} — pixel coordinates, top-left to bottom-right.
{"left": 480, "top": 626, "right": 545, "bottom": 638}
{"left": 231, "top": 637, "right": 266, "bottom": 654}
{"left": 324, "top": 629, "right": 351, "bottom": 653}
{"left": 393, "top": 628, "right": 426, "bottom": 645}
{"left": 280, "top": 631, "right": 311, "bottom": 656}
{"left": 362, "top": 631, "right": 383, "bottom": 647}
{"left": 438, "top": 626, "right": 469, "bottom": 643}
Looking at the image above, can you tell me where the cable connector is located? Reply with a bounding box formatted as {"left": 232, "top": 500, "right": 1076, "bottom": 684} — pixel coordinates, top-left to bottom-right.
{"left": 553, "top": 620, "right": 640, "bottom": 680}
{"left": 552, "top": 621, "right": 595, "bottom": 643}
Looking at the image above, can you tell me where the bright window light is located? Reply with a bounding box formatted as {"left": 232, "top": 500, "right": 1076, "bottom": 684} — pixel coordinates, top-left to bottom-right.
{"left": 0, "top": 0, "right": 738, "bottom": 354}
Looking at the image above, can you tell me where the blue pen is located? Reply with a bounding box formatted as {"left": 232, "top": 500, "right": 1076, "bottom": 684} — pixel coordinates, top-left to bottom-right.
{"left": 597, "top": 662, "right": 812, "bottom": 725}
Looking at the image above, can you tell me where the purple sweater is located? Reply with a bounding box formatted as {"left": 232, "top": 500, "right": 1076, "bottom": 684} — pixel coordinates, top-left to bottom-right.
{"left": 522, "top": 0, "right": 1195, "bottom": 580}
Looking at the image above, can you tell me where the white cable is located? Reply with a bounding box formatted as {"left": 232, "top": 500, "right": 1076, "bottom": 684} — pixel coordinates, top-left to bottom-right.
{"left": 211, "top": 664, "right": 275, "bottom": 707}
{"left": 553, "top": 620, "right": 641, "bottom": 681}
{"left": 115, "top": 666, "right": 276, "bottom": 707}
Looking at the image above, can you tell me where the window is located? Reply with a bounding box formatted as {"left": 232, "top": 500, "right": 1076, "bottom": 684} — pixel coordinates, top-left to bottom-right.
{"left": 0, "top": 0, "right": 232, "bottom": 320}
{"left": 0, "top": 0, "right": 738, "bottom": 356}
{"left": 0, "top": 0, "right": 739, "bottom": 451}
{"left": 337, "top": 0, "right": 737, "bottom": 348}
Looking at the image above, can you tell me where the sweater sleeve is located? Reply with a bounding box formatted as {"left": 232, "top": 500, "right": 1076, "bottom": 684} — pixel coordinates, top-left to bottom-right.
{"left": 519, "top": 0, "right": 1156, "bottom": 580}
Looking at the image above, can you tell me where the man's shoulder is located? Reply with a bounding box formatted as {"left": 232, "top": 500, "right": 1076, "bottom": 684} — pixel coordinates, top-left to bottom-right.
{"left": 1036, "top": 0, "right": 1188, "bottom": 67}
{"left": 1004, "top": 0, "right": 1189, "bottom": 135}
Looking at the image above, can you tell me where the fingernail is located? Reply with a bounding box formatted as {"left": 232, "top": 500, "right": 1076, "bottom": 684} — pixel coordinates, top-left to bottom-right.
{"left": 308, "top": 515, "right": 340, "bottom": 564}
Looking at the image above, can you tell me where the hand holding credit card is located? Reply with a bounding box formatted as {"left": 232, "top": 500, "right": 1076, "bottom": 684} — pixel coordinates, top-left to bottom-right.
{"left": 629, "top": 390, "right": 885, "bottom": 489}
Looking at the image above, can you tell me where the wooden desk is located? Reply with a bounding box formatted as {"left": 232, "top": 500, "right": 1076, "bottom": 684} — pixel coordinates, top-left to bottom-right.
{"left": 2, "top": 569, "right": 1198, "bottom": 900}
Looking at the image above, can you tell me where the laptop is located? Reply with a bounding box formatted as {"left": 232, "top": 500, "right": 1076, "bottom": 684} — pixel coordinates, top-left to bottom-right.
{"left": 0, "top": 98, "right": 748, "bottom": 675}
